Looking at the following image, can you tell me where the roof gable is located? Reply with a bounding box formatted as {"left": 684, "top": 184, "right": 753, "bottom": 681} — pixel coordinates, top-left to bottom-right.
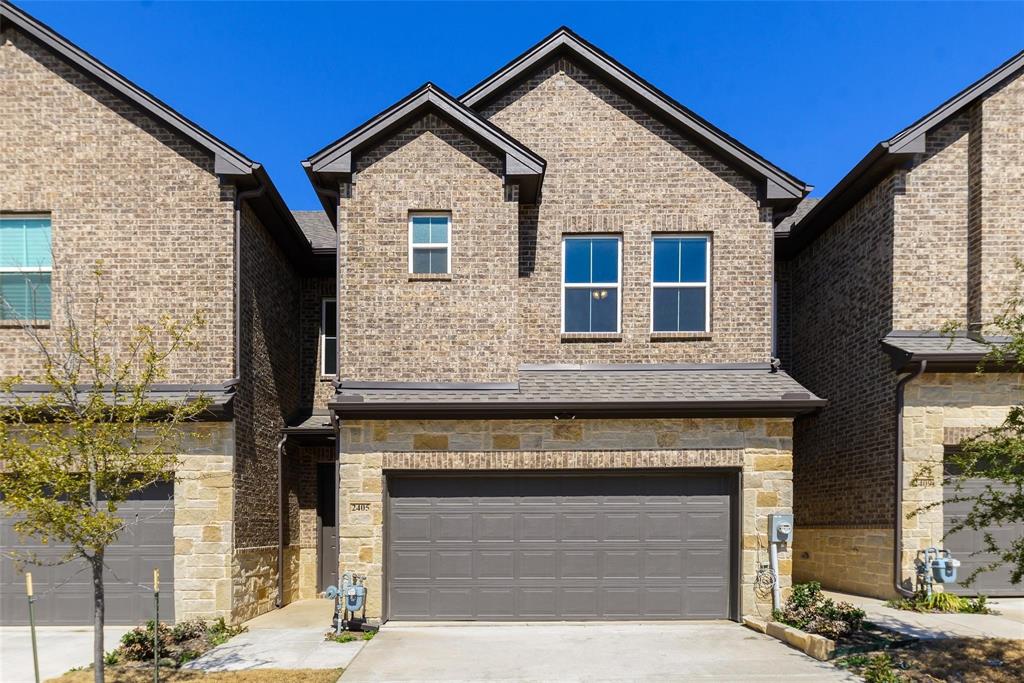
{"left": 783, "top": 48, "right": 1024, "bottom": 257}
{"left": 460, "top": 27, "right": 810, "bottom": 206}
{"left": 2, "top": 1, "right": 314, "bottom": 267}
{"left": 303, "top": 83, "right": 546, "bottom": 221}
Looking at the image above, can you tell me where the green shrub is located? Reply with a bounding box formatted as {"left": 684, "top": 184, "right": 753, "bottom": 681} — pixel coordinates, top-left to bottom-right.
{"left": 103, "top": 650, "right": 120, "bottom": 666}
{"left": 171, "top": 617, "right": 209, "bottom": 643}
{"left": 773, "top": 581, "right": 866, "bottom": 640}
{"left": 207, "top": 616, "right": 246, "bottom": 647}
{"left": 886, "top": 590, "right": 994, "bottom": 614}
{"left": 119, "top": 620, "right": 173, "bottom": 661}
{"left": 863, "top": 653, "right": 900, "bottom": 683}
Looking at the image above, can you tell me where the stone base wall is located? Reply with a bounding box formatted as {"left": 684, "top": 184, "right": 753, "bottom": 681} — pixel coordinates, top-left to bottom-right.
{"left": 337, "top": 417, "right": 794, "bottom": 621}
{"left": 231, "top": 546, "right": 278, "bottom": 623}
{"left": 282, "top": 545, "right": 318, "bottom": 603}
{"left": 793, "top": 527, "right": 894, "bottom": 599}
{"left": 900, "top": 372, "right": 1022, "bottom": 591}
{"left": 174, "top": 423, "right": 234, "bottom": 621}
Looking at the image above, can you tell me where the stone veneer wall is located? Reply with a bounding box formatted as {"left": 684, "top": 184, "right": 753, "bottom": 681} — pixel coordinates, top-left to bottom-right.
{"left": 174, "top": 423, "right": 235, "bottom": 621}
{"left": 336, "top": 417, "right": 794, "bottom": 620}
{"left": 900, "top": 372, "right": 1023, "bottom": 591}
{"left": 792, "top": 528, "right": 894, "bottom": 599}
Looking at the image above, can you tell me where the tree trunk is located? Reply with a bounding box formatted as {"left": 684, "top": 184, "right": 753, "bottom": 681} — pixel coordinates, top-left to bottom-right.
{"left": 92, "top": 552, "right": 105, "bottom": 683}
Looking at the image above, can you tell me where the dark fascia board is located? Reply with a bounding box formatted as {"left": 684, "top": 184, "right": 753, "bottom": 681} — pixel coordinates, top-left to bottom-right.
{"left": 782, "top": 47, "right": 1024, "bottom": 259}
{"left": 303, "top": 82, "right": 546, "bottom": 216}
{"left": 2, "top": 1, "right": 315, "bottom": 269}
{"left": 879, "top": 339, "right": 1017, "bottom": 374}
{"left": 459, "top": 26, "right": 810, "bottom": 206}
{"left": 328, "top": 397, "right": 827, "bottom": 419}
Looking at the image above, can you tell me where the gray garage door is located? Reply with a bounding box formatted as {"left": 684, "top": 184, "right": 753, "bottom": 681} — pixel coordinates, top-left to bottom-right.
{"left": 944, "top": 476, "right": 1024, "bottom": 597}
{"left": 387, "top": 474, "right": 734, "bottom": 621}
{"left": 1, "top": 482, "right": 175, "bottom": 625}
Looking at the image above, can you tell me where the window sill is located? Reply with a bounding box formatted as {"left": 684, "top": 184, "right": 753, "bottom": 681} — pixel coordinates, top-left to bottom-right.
{"left": 560, "top": 332, "right": 622, "bottom": 343}
{"left": 0, "top": 320, "right": 50, "bottom": 329}
{"left": 408, "top": 273, "right": 452, "bottom": 282}
{"left": 651, "top": 331, "right": 712, "bottom": 342}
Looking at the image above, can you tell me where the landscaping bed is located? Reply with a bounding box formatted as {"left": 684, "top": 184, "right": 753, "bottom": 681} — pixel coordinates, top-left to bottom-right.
{"left": 834, "top": 638, "right": 1024, "bottom": 682}
{"left": 49, "top": 669, "right": 343, "bottom": 683}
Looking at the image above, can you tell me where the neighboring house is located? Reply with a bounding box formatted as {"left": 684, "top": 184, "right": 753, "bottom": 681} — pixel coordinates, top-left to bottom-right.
{"left": 0, "top": 3, "right": 314, "bottom": 625}
{"left": 777, "top": 50, "right": 1024, "bottom": 598}
{"left": 298, "top": 27, "right": 823, "bottom": 623}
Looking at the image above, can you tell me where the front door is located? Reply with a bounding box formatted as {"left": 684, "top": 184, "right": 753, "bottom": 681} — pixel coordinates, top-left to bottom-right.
{"left": 317, "top": 463, "right": 338, "bottom": 592}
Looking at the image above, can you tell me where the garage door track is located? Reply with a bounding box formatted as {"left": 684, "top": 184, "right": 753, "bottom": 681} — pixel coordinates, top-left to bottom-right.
{"left": 340, "top": 621, "right": 855, "bottom": 682}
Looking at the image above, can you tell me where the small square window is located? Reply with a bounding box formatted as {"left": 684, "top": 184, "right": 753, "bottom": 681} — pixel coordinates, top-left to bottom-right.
{"left": 651, "top": 235, "right": 710, "bottom": 333}
{"left": 321, "top": 298, "right": 337, "bottom": 376}
{"left": 409, "top": 214, "right": 450, "bottom": 274}
{"left": 562, "top": 236, "right": 621, "bottom": 333}
{"left": 0, "top": 215, "right": 52, "bottom": 321}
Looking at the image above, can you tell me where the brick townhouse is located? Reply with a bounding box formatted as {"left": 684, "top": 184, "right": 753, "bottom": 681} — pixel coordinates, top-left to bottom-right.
{"left": 777, "top": 50, "right": 1024, "bottom": 599}
{"left": 2, "top": 0, "right": 1021, "bottom": 628}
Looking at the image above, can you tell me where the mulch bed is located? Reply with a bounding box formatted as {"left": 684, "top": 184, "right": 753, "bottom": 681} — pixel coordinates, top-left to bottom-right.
{"left": 835, "top": 638, "right": 1024, "bottom": 682}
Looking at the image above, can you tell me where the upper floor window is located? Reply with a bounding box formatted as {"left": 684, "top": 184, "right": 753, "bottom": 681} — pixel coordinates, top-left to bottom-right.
{"left": 651, "top": 235, "right": 710, "bottom": 333}
{"left": 409, "top": 214, "right": 450, "bottom": 274}
{"left": 562, "top": 236, "right": 621, "bottom": 333}
{"left": 321, "top": 298, "right": 337, "bottom": 377}
{"left": 0, "top": 215, "right": 52, "bottom": 321}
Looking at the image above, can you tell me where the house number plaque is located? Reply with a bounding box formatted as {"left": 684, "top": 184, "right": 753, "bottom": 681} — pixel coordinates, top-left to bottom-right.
{"left": 351, "top": 503, "right": 371, "bottom": 511}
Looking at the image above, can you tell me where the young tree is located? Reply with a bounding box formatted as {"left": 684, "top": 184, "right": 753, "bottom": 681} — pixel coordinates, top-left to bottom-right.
{"left": 939, "top": 263, "right": 1024, "bottom": 587}
{"left": 0, "top": 266, "right": 209, "bottom": 683}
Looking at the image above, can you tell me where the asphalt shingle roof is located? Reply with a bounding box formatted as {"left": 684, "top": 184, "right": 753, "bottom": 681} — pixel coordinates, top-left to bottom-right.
{"left": 333, "top": 364, "right": 824, "bottom": 415}
{"left": 291, "top": 210, "right": 336, "bottom": 251}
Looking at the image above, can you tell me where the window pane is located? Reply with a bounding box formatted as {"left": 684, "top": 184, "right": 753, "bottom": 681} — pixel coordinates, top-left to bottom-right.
{"left": 412, "top": 248, "right": 447, "bottom": 274}
{"left": 429, "top": 217, "right": 449, "bottom": 244}
{"left": 590, "top": 239, "right": 618, "bottom": 283}
{"left": 323, "top": 338, "right": 337, "bottom": 375}
{"left": 653, "top": 239, "right": 681, "bottom": 283}
{"left": 564, "top": 239, "right": 591, "bottom": 283}
{"left": 0, "top": 220, "right": 26, "bottom": 268}
{"left": 429, "top": 249, "right": 448, "bottom": 273}
{"left": 24, "top": 220, "right": 52, "bottom": 268}
{"left": 411, "top": 218, "right": 431, "bottom": 245}
{"left": 323, "top": 300, "right": 336, "bottom": 337}
{"left": 680, "top": 239, "right": 707, "bottom": 283}
{"left": 565, "top": 287, "right": 617, "bottom": 333}
{"left": 652, "top": 287, "right": 706, "bottom": 332}
{"left": 0, "top": 272, "right": 51, "bottom": 320}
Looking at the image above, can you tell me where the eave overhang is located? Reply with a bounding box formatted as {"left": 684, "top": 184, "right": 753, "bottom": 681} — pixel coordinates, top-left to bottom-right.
{"left": 304, "top": 83, "right": 547, "bottom": 225}
{"left": 460, "top": 27, "right": 811, "bottom": 209}
{"left": 880, "top": 332, "right": 1017, "bottom": 373}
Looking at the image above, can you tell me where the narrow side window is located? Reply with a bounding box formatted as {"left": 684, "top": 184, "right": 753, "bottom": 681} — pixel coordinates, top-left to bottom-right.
{"left": 409, "top": 214, "right": 450, "bottom": 274}
{"left": 0, "top": 215, "right": 52, "bottom": 321}
{"left": 321, "top": 298, "right": 337, "bottom": 376}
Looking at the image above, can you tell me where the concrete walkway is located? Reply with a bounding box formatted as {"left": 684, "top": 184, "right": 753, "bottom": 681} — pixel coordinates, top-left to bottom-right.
{"left": 185, "top": 599, "right": 365, "bottom": 672}
{"left": 825, "top": 591, "right": 1024, "bottom": 640}
{"left": 0, "top": 625, "right": 131, "bottom": 683}
{"left": 340, "top": 622, "right": 855, "bottom": 682}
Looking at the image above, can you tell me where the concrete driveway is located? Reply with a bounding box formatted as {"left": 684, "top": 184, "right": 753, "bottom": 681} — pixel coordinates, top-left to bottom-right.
{"left": 340, "top": 622, "right": 855, "bottom": 682}
{"left": 0, "top": 625, "right": 130, "bottom": 683}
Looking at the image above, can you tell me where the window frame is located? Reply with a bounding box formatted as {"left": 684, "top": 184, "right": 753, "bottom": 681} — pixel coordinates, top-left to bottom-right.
{"left": 320, "top": 297, "right": 337, "bottom": 378}
{"left": 649, "top": 234, "right": 711, "bottom": 334}
{"left": 407, "top": 212, "right": 452, "bottom": 275}
{"left": 560, "top": 234, "right": 623, "bottom": 334}
{"left": 0, "top": 213, "right": 53, "bottom": 321}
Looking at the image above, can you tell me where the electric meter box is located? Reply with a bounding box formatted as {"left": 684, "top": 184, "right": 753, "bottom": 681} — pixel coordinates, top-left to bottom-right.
{"left": 769, "top": 514, "right": 794, "bottom": 544}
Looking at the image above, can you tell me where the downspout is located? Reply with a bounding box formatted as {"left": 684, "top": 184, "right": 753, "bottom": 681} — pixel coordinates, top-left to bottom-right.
{"left": 275, "top": 433, "right": 288, "bottom": 608}
{"left": 894, "top": 359, "right": 927, "bottom": 597}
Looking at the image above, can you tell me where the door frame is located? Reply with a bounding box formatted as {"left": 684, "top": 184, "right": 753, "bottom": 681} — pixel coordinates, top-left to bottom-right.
{"left": 381, "top": 468, "right": 742, "bottom": 623}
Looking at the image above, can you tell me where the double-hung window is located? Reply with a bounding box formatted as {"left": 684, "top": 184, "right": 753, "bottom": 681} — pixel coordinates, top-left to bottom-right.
{"left": 320, "top": 298, "right": 337, "bottom": 376}
{"left": 0, "top": 215, "right": 52, "bottom": 321}
{"left": 562, "top": 236, "right": 621, "bottom": 333}
{"left": 409, "top": 214, "right": 450, "bottom": 274}
{"left": 651, "top": 235, "right": 710, "bottom": 332}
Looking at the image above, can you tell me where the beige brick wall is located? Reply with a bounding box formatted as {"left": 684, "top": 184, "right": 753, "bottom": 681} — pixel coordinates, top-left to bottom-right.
{"left": 900, "top": 372, "right": 1023, "bottom": 591}
{"left": 0, "top": 27, "right": 234, "bottom": 382}
{"left": 174, "top": 423, "right": 235, "bottom": 621}
{"left": 335, "top": 417, "right": 793, "bottom": 620}
{"left": 793, "top": 528, "right": 893, "bottom": 599}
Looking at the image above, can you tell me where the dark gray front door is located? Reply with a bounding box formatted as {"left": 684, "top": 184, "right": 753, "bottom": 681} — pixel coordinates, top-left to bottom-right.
{"left": 944, "top": 475, "right": 1024, "bottom": 596}
{"left": 317, "top": 463, "right": 338, "bottom": 592}
{"left": 1, "top": 481, "right": 175, "bottom": 625}
{"left": 386, "top": 473, "right": 733, "bottom": 621}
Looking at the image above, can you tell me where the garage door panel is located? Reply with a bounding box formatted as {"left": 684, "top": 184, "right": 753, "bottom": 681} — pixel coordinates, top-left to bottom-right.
{"left": 387, "top": 474, "right": 734, "bottom": 620}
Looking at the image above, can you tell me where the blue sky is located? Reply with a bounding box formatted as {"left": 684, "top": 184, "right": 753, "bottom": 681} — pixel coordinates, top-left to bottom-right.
{"left": 20, "top": 1, "right": 1024, "bottom": 209}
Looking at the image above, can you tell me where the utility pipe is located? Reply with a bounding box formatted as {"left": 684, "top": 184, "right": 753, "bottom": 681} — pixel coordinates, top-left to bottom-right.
{"left": 769, "top": 540, "right": 782, "bottom": 611}
{"left": 275, "top": 433, "right": 288, "bottom": 608}
{"left": 894, "top": 359, "right": 927, "bottom": 597}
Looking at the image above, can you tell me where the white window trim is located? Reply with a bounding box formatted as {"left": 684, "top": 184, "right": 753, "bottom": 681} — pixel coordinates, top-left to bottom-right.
{"left": 650, "top": 234, "right": 711, "bottom": 333}
{"left": 320, "top": 297, "right": 337, "bottom": 378}
{"left": 408, "top": 213, "right": 451, "bottom": 274}
{"left": 561, "top": 235, "right": 622, "bottom": 334}
{"left": 0, "top": 215, "right": 53, "bottom": 321}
